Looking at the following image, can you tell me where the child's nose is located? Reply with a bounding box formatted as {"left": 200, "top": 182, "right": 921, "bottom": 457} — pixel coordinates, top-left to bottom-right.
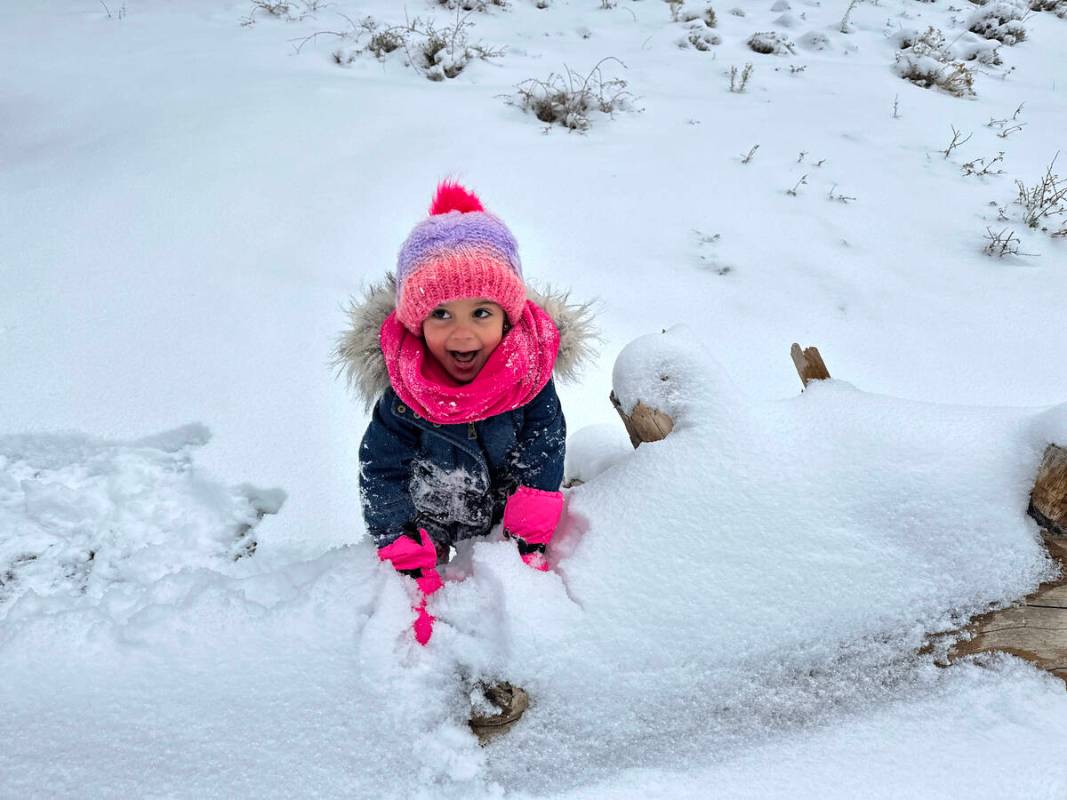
{"left": 447, "top": 324, "right": 478, "bottom": 346}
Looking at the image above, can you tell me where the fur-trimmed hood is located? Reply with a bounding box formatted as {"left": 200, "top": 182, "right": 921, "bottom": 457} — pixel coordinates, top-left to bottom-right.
{"left": 334, "top": 274, "right": 598, "bottom": 410}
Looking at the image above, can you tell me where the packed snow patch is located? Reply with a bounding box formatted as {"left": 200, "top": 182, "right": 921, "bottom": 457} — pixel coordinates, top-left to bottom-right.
{"left": 0, "top": 425, "right": 284, "bottom": 619}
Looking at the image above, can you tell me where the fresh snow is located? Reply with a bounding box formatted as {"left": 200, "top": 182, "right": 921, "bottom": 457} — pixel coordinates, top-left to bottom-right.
{"left": 3, "top": 0, "right": 1067, "bottom": 797}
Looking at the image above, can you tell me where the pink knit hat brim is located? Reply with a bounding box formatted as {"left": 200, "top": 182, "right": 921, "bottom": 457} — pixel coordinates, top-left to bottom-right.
{"left": 395, "top": 250, "right": 527, "bottom": 334}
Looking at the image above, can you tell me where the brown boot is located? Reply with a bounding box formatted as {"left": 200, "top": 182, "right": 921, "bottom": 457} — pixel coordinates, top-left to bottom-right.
{"left": 469, "top": 682, "right": 529, "bottom": 743}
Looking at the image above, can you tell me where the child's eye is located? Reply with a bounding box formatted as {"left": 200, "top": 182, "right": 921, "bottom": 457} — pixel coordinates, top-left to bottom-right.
{"left": 473, "top": 308, "right": 492, "bottom": 319}
{"left": 430, "top": 308, "right": 451, "bottom": 320}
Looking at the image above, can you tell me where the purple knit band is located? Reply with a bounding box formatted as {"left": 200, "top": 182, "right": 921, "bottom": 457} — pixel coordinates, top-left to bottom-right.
{"left": 394, "top": 209, "right": 525, "bottom": 333}
{"left": 397, "top": 211, "right": 522, "bottom": 282}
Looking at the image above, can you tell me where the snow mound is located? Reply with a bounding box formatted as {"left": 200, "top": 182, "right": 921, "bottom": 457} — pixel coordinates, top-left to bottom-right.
{"left": 2, "top": 332, "right": 1062, "bottom": 798}
{"left": 0, "top": 425, "right": 284, "bottom": 620}
{"left": 563, "top": 422, "right": 632, "bottom": 484}
{"left": 457, "top": 326, "right": 1057, "bottom": 791}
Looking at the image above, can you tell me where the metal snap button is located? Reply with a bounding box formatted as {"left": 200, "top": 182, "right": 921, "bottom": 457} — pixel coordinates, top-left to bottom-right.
{"left": 396, "top": 405, "right": 407, "bottom": 414}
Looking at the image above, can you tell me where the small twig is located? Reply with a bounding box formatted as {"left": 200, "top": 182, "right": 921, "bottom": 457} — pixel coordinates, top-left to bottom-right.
{"left": 828, "top": 184, "right": 857, "bottom": 203}
{"left": 740, "top": 144, "right": 759, "bottom": 164}
{"left": 942, "top": 125, "right": 973, "bottom": 159}
{"left": 786, "top": 175, "right": 808, "bottom": 196}
{"left": 997, "top": 123, "right": 1026, "bottom": 139}
{"left": 840, "top": 0, "right": 862, "bottom": 33}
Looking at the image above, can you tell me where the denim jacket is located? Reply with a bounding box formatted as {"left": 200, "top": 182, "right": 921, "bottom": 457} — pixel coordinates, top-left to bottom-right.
{"left": 336, "top": 275, "right": 597, "bottom": 548}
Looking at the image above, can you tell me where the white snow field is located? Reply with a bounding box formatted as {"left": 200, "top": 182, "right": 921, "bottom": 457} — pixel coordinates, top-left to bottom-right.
{"left": 3, "top": 0, "right": 1067, "bottom": 797}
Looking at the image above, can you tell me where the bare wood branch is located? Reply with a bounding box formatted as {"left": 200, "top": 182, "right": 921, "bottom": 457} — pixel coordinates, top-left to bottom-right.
{"left": 790, "top": 343, "right": 831, "bottom": 388}
{"left": 610, "top": 391, "right": 674, "bottom": 448}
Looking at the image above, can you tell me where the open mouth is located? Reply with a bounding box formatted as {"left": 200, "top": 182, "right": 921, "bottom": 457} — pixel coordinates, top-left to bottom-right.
{"left": 449, "top": 349, "right": 480, "bottom": 367}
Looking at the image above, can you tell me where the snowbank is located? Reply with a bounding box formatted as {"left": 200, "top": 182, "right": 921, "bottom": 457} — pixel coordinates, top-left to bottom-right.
{"left": 3, "top": 330, "right": 1063, "bottom": 797}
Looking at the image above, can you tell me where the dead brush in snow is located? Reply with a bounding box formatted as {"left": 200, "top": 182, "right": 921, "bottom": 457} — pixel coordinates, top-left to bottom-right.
{"left": 895, "top": 27, "right": 975, "bottom": 97}
{"left": 747, "top": 31, "right": 796, "bottom": 55}
{"left": 292, "top": 10, "right": 503, "bottom": 79}
{"left": 961, "top": 152, "right": 1006, "bottom": 176}
{"left": 672, "top": 4, "right": 720, "bottom": 49}
{"left": 682, "top": 27, "right": 721, "bottom": 49}
{"left": 728, "top": 62, "right": 754, "bottom": 92}
{"left": 436, "top": 0, "right": 508, "bottom": 10}
{"left": 241, "top": 0, "right": 325, "bottom": 25}
{"left": 1029, "top": 0, "right": 1067, "bottom": 17}
{"left": 367, "top": 25, "right": 405, "bottom": 58}
{"left": 404, "top": 12, "right": 505, "bottom": 80}
{"left": 967, "top": 0, "right": 1029, "bottom": 45}
{"left": 982, "top": 227, "right": 1033, "bottom": 257}
{"left": 667, "top": 1, "right": 717, "bottom": 25}
{"left": 510, "top": 58, "right": 633, "bottom": 131}
{"left": 1015, "top": 155, "right": 1067, "bottom": 232}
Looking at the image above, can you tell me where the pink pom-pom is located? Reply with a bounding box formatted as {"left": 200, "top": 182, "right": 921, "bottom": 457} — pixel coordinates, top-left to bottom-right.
{"left": 429, "top": 180, "right": 484, "bottom": 216}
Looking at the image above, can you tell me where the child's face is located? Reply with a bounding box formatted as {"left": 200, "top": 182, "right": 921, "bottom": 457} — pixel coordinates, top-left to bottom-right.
{"left": 422, "top": 298, "right": 506, "bottom": 383}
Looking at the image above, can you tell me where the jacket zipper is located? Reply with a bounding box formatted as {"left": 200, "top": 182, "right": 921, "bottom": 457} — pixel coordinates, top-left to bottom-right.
{"left": 401, "top": 409, "right": 490, "bottom": 485}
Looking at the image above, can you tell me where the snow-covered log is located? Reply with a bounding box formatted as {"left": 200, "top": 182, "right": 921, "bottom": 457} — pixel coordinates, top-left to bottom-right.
{"left": 951, "top": 444, "right": 1067, "bottom": 683}
{"left": 611, "top": 337, "right": 1067, "bottom": 685}
{"left": 951, "top": 532, "right": 1067, "bottom": 683}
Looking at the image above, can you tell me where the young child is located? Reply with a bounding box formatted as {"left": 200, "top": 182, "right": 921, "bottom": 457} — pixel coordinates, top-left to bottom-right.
{"left": 336, "top": 181, "right": 595, "bottom": 645}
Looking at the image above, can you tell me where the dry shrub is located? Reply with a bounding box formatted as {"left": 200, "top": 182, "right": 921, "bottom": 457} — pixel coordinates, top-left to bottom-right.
{"left": 512, "top": 58, "right": 633, "bottom": 131}
{"left": 968, "top": 0, "right": 1028, "bottom": 45}
{"left": 747, "top": 31, "right": 796, "bottom": 55}
{"left": 1030, "top": 0, "right": 1067, "bottom": 17}
{"left": 437, "top": 0, "right": 508, "bottom": 10}
{"left": 895, "top": 27, "right": 975, "bottom": 97}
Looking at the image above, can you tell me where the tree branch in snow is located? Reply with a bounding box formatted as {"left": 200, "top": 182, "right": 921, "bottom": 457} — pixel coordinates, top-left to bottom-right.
{"left": 789, "top": 343, "right": 831, "bottom": 388}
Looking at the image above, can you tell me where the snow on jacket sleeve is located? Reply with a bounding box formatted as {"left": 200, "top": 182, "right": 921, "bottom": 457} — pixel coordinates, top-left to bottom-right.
{"left": 509, "top": 379, "right": 566, "bottom": 493}
{"left": 359, "top": 391, "right": 421, "bottom": 548}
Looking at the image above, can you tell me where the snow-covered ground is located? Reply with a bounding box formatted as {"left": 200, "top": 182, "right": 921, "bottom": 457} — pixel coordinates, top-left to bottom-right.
{"left": 3, "top": 0, "right": 1067, "bottom": 797}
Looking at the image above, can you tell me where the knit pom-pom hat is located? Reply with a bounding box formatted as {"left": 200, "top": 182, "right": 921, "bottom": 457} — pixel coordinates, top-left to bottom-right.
{"left": 394, "top": 181, "right": 526, "bottom": 335}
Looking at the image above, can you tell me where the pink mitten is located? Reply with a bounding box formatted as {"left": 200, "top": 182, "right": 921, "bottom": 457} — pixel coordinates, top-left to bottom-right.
{"left": 378, "top": 529, "right": 443, "bottom": 645}
{"left": 503, "top": 486, "right": 564, "bottom": 571}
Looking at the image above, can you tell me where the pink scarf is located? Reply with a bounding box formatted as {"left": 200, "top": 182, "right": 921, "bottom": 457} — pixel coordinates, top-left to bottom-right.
{"left": 379, "top": 300, "right": 561, "bottom": 425}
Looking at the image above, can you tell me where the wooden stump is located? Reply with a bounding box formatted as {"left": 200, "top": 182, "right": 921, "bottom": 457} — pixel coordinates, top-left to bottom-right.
{"left": 1030, "top": 444, "right": 1067, "bottom": 536}
{"left": 950, "top": 533, "right": 1067, "bottom": 684}
{"left": 609, "top": 390, "right": 674, "bottom": 449}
